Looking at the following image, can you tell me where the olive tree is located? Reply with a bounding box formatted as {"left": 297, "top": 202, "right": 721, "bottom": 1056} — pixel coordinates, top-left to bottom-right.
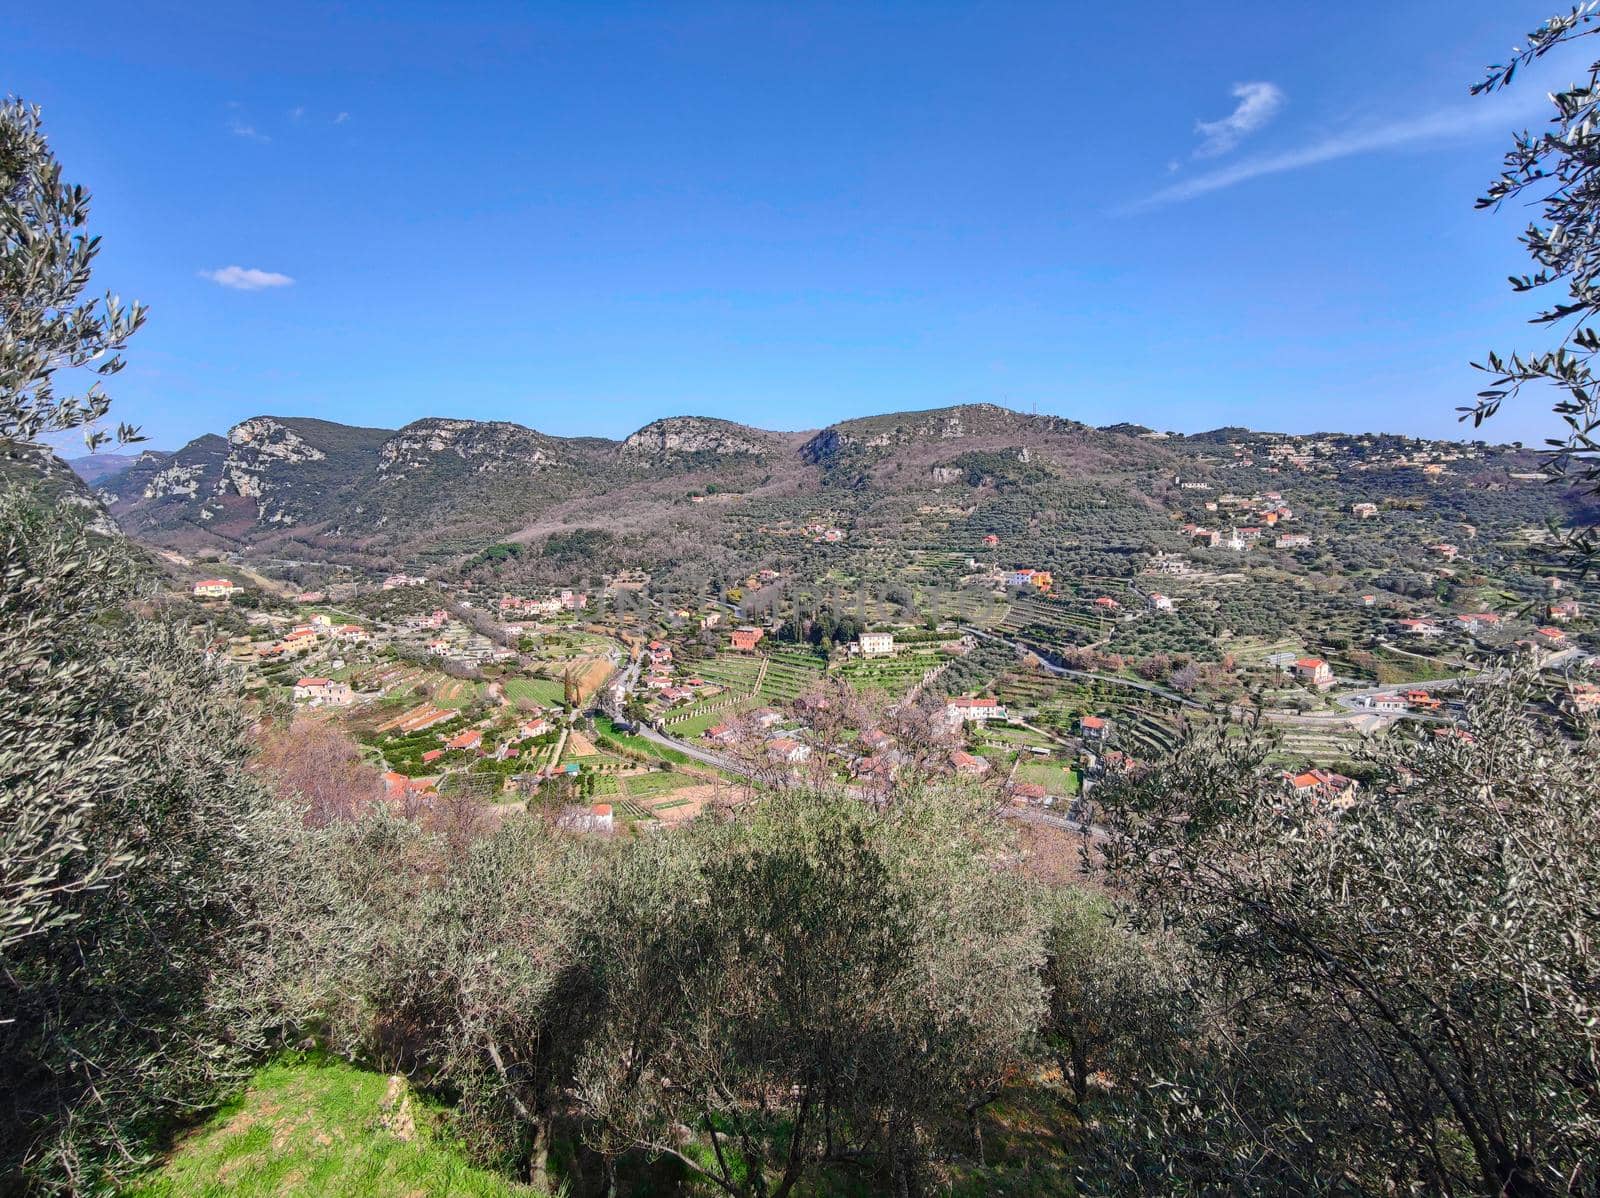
{"left": 577, "top": 786, "right": 1046, "bottom": 1198}
{"left": 1085, "top": 677, "right": 1600, "bottom": 1196}
{"left": 1470, "top": 6, "right": 1600, "bottom": 561}
{"left": 0, "top": 97, "right": 145, "bottom": 451}
{"left": 0, "top": 490, "right": 285, "bottom": 1192}
{"left": 1038, "top": 888, "right": 1181, "bottom": 1112}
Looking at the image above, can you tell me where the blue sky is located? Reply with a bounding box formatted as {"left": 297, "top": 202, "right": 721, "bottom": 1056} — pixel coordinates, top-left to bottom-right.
{"left": 5, "top": 1, "right": 1586, "bottom": 450}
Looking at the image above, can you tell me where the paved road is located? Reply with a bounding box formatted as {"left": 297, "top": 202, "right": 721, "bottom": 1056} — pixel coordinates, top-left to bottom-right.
{"left": 637, "top": 723, "right": 758, "bottom": 780}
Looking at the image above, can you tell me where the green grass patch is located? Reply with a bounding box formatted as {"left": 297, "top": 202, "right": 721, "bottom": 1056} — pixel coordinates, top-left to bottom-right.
{"left": 126, "top": 1055, "right": 538, "bottom": 1197}
{"left": 503, "top": 677, "right": 568, "bottom": 707}
{"left": 1011, "top": 761, "right": 1082, "bottom": 795}
{"left": 594, "top": 716, "right": 693, "bottom": 764}
{"left": 621, "top": 770, "right": 696, "bottom": 799}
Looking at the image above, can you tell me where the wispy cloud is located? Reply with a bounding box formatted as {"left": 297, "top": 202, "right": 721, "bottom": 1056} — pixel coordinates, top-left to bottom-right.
{"left": 1195, "top": 82, "right": 1285, "bottom": 158}
{"left": 289, "top": 105, "right": 306, "bottom": 121}
{"left": 199, "top": 266, "right": 294, "bottom": 291}
{"left": 228, "top": 118, "right": 270, "bottom": 143}
{"left": 334, "top": 111, "right": 350, "bottom": 124}
{"left": 1129, "top": 93, "right": 1548, "bottom": 212}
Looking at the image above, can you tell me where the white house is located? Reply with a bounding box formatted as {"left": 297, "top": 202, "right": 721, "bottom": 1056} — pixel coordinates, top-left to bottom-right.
{"left": 858, "top": 631, "right": 896, "bottom": 658}
{"left": 192, "top": 578, "right": 237, "bottom": 598}
{"left": 946, "top": 697, "right": 1007, "bottom": 724}
{"left": 293, "top": 677, "right": 353, "bottom": 706}
{"left": 767, "top": 737, "right": 812, "bottom": 764}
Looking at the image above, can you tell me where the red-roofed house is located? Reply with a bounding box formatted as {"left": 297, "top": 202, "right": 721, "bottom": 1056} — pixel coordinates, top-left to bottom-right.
{"left": 1293, "top": 658, "right": 1334, "bottom": 690}
{"left": 730, "top": 627, "right": 765, "bottom": 652}
{"left": 950, "top": 750, "right": 990, "bottom": 776}
{"left": 767, "top": 737, "right": 811, "bottom": 764}
{"left": 193, "top": 578, "right": 237, "bottom": 598}
{"left": 1283, "top": 768, "right": 1358, "bottom": 806}
{"left": 383, "top": 771, "right": 436, "bottom": 800}
{"left": 446, "top": 729, "right": 483, "bottom": 752}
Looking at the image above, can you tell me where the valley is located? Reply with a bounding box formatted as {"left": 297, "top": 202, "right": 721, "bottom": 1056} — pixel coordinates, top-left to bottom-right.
{"left": 106, "top": 402, "right": 1598, "bottom": 827}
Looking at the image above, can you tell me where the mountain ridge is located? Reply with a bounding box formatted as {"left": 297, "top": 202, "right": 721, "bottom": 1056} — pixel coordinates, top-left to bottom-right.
{"left": 86, "top": 402, "right": 1534, "bottom": 575}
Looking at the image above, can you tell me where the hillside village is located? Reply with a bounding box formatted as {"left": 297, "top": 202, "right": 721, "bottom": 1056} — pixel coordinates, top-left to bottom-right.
{"left": 147, "top": 411, "right": 1600, "bottom": 838}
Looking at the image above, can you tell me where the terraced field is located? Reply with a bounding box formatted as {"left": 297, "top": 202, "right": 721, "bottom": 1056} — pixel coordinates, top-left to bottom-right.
{"left": 690, "top": 655, "right": 766, "bottom": 691}
{"left": 502, "top": 676, "right": 568, "bottom": 707}
{"left": 838, "top": 650, "right": 947, "bottom": 695}
{"left": 1265, "top": 720, "right": 1385, "bottom": 766}
{"left": 667, "top": 650, "right": 824, "bottom": 731}
{"left": 944, "top": 589, "right": 1012, "bottom": 628}
{"left": 431, "top": 677, "right": 481, "bottom": 708}
{"left": 759, "top": 650, "right": 826, "bottom": 700}
{"left": 996, "top": 672, "right": 1201, "bottom": 760}
{"left": 619, "top": 770, "right": 698, "bottom": 799}
{"left": 996, "top": 584, "right": 1132, "bottom": 651}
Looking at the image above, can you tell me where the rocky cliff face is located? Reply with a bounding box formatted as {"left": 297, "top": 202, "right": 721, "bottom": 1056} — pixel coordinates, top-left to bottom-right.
{"left": 218, "top": 418, "right": 330, "bottom": 522}
{"left": 377, "top": 418, "right": 559, "bottom": 477}
{"left": 102, "top": 417, "right": 389, "bottom": 537}
{"left": 621, "top": 416, "right": 780, "bottom": 460}
{"left": 0, "top": 442, "right": 121, "bottom": 537}
{"left": 801, "top": 403, "right": 1074, "bottom": 464}
{"left": 144, "top": 459, "right": 211, "bottom": 500}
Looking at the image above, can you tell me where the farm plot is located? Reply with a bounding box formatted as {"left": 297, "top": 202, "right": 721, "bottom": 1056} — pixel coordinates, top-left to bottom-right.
{"left": 998, "top": 594, "right": 1116, "bottom": 651}
{"left": 619, "top": 770, "right": 698, "bottom": 800}
{"left": 431, "top": 677, "right": 482, "bottom": 708}
{"left": 839, "top": 651, "right": 947, "bottom": 696}
{"left": 594, "top": 717, "right": 694, "bottom": 765}
{"left": 1010, "top": 759, "right": 1082, "bottom": 796}
{"left": 757, "top": 651, "right": 824, "bottom": 701}
{"left": 503, "top": 676, "right": 569, "bottom": 707}
{"left": 997, "top": 672, "right": 1199, "bottom": 760}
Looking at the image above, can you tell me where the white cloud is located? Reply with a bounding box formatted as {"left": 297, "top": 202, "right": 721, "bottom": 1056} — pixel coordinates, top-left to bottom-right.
{"left": 1194, "top": 82, "right": 1285, "bottom": 158}
{"left": 229, "top": 118, "right": 270, "bottom": 143}
{"left": 290, "top": 105, "right": 305, "bottom": 121}
{"left": 334, "top": 111, "right": 350, "bottom": 124}
{"left": 1129, "top": 91, "right": 1549, "bottom": 212}
{"left": 200, "top": 266, "right": 295, "bottom": 291}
